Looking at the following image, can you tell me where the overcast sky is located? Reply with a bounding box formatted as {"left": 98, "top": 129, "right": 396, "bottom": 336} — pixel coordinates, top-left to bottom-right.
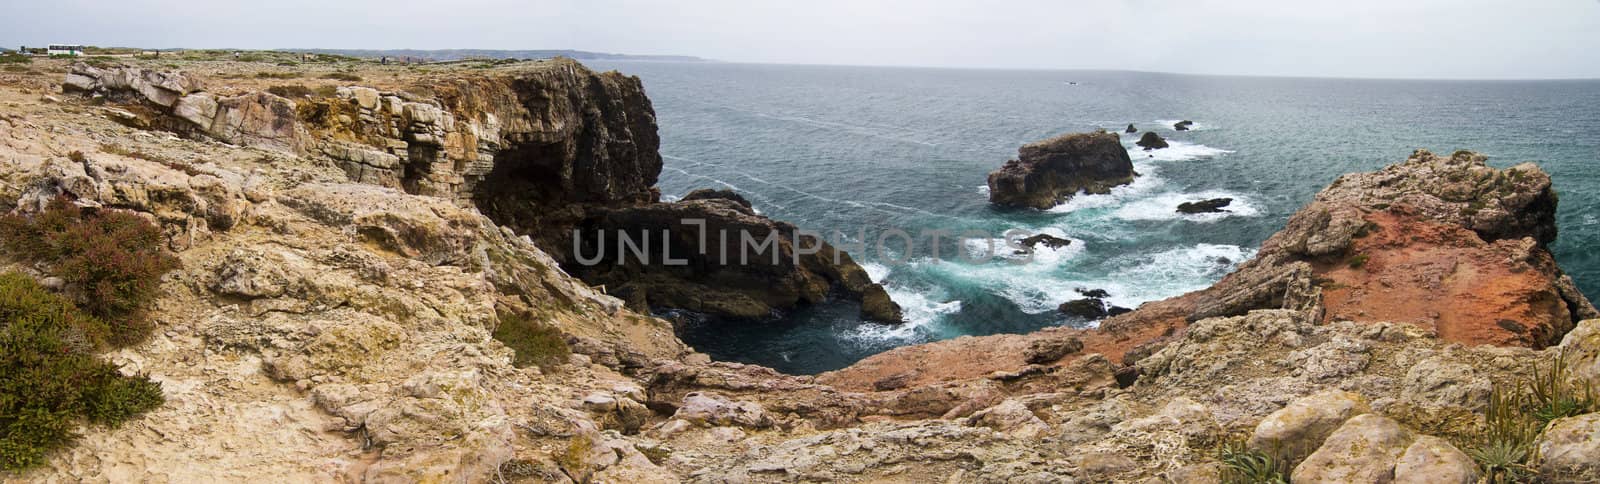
{"left": 5, "top": 0, "right": 1600, "bottom": 79}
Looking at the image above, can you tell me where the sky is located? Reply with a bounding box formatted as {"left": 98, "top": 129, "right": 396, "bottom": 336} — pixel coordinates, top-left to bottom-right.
{"left": 4, "top": 0, "right": 1600, "bottom": 79}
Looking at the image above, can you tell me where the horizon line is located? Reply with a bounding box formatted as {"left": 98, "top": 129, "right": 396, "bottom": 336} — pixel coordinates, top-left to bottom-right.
{"left": 8, "top": 43, "right": 1599, "bottom": 82}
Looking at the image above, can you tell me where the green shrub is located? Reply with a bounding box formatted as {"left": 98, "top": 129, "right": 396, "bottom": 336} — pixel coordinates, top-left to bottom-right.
{"left": 0, "top": 272, "right": 163, "bottom": 470}
{"left": 0, "top": 198, "right": 180, "bottom": 345}
{"left": 1528, "top": 348, "right": 1597, "bottom": 424}
{"left": 492, "top": 310, "right": 570, "bottom": 369}
{"left": 1347, "top": 253, "right": 1370, "bottom": 269}
{"left": 1218, "top": 438, "right": 1290, "bottom": 484}
{"left": 0, "top": 53, "right": 31, "bottom": 65}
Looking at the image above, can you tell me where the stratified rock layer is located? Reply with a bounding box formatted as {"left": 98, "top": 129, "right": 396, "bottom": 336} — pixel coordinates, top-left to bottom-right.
{"left": 987, "top": 131, "right": 1135, "bottom": 210}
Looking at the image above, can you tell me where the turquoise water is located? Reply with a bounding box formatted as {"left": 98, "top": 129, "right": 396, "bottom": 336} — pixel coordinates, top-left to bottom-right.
{"left": 591, "top": 61, "right": 1600, "bottom": 375}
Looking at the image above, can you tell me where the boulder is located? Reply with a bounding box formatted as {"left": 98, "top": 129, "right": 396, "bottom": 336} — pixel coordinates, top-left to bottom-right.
{"left": 1174, "top": 120, "right": 1194, "bottom": 131}
{"left": 1291, "top": 414, "right": 1412, "bottom": 483}
{"left": 673, "top": 392, "right": 773, "bottom": 428}
{"left": 1537, "top": 412, "right": 1600, "bottom": 480}
{"left": 1023, "top": 336, "right": 1084, "bottom": 364}
{"left": 1124, "top": 123, "right": 1137, "bottom": 133}
{"left": 1560, "top": 319, "right": 1600, "bottom": 390}
{"left": 1393, "top": 435, "right": 1479, "bottom": 484}
{"left": 1399, "top": 356, "right": 1491, "bottom": 411}
{"left": 1250, "top": 390, "right": 1370, "bottom": 461}
{"left": 1136, "top": 131, "right": 1169, "bottom": 150}
{"left": 987, "top": 131, "right": 1136, "bottom": 210}
{"left": 1177, "top": 198, "right": 1233, "bottom": 214}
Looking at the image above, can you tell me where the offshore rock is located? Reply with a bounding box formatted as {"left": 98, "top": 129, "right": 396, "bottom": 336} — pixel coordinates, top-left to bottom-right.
{"left": 1124, "top": 123, "right": 1138, "bottom": 133}
{"left": 1136, "top": 131, "right": 1169, "bottom": 150}
{"left": 1174, "top": 120, "right": 1194, "bottom": 131}
{"left": 987, "top": 131, "right": 1136, "bottom": 210}
{"left": 1177, "top": 197, "right": 1232, "bottom": 214}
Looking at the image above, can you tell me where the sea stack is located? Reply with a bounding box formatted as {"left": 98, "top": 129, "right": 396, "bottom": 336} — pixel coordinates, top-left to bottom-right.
{"left": 1136, "top": 131, "right": 1169, "bottom": 150}
{"left": 1124, "top": 123, "right": 1138, "bottom": 133}
{"left": 986, "top": 131, "right": 1136, "bottom": 210}
{"left": 1174, "top": 120, "right": 1194, "bottom": 131}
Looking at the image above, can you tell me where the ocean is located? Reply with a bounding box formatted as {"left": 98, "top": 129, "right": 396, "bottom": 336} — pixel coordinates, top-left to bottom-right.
{"left": 590, "top": 61, "right": 1600, "bottom": 375}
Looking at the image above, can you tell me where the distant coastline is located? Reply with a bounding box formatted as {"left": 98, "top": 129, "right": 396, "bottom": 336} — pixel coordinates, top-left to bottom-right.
{"left": 291, "top": 48, "right": 711, "bottom": 63}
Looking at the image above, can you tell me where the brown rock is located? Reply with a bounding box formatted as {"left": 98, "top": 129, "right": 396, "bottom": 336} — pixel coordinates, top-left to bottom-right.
{"left": 987, "top": 131, "right": 1135, "bottom": 210}
{"left": 1023, "top": 336, "right": 1084, "bottom": 364}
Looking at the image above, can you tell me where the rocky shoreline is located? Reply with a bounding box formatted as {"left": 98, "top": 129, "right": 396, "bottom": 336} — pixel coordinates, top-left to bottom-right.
{"left": 1, "top": 57, "right": 1597, "bottom": 482}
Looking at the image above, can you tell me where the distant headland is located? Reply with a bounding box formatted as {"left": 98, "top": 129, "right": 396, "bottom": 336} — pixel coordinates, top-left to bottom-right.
{"left": 292, "top": 48, "right": 711, "bottom": 63}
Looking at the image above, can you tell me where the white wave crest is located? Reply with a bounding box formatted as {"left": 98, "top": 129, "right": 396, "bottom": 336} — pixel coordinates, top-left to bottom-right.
{"left": 1046, "top": 163, "right": 1166, "bottom": 213}
{"left": 1111, "top": 191, "right": 1262, "bottom": 223}
{"left": 1126, "top": 140, "right": 1234, "bottom": 162}
{"left": 849, "top": 286, "right": 962, "bottom": 340}
{"left": 961, "top": 228, "right": 1086, "bottom": 265}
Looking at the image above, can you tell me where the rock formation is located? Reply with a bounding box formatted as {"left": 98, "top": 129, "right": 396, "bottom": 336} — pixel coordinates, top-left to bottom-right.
{"left": 1136, "top": 131, "right": 1169, "bottom": 150}
{"left": 59, "top": 60, "right": 900, "bottom": 325}
{"left": 986, "top": 131, "right": 1136, "bottom": 210}
{"left": 1124, "top": 123, "right": 1137, "bottom": 133}
{"left": 1174, "top": 120, "right": 1193, "bottom": 131}
{"left": 1177, "top": 197, "right": 1232, "bottom": 213}
{"left": 6, "top": 57, "right": 1600, "bottom": 483}
{"left": 568, "top": 195, "right": 903, "bottom": 322}
{"left": 1058, "top": 288, "right": 1132, "bottom": 320}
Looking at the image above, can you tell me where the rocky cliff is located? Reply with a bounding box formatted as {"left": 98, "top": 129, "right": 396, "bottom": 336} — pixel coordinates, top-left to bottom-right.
{"left": 58, "top": 59, "right": 899, "bottom": 323}
{"left": 987, "top": 131, "right": 1136, "bottom": 209}
{"left": 4, "top": 58, "right": 1599, "bottom": 483}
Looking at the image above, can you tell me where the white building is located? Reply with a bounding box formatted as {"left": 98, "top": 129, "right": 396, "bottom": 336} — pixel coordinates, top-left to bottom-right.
{"left": 47, "top": 44, "right": 85, "bottom": 56}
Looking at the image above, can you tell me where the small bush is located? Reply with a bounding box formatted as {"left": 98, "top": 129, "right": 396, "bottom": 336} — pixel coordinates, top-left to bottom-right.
{"left": 321, "top": 72, "right": 362, "bottom": 82}
{"left": 1347, "top": 253, "right": 1370, "bottom": 269}
{"left": 1218, "top": 438, "right": 1290, "bottom": 484}
{"left": 0, "top": 53, "right": 32, "bottom": 64}
{"left": 0, "top": 198, "right": 180, "bottom": 345}
{"left": 492, "top": 310, "right": 569, "bottom": 369}
{"left": 0, "top": 272, "right": 163, "bottom": 470}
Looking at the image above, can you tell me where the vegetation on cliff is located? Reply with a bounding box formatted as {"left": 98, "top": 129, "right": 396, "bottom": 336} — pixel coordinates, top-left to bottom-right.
{"left": 0, "top": 273, "right": 164, "bottom": 470}
{"left": 0, "top": 198, "right": 179, "bottom": 470}
{"left": 0, "top": 198, "right": 181, "bottom": 345}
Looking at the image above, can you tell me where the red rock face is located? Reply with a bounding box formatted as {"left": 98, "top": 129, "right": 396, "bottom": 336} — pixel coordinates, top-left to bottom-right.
{"left": 1317, "top": 210, "right": 1578, "bottom": 347}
